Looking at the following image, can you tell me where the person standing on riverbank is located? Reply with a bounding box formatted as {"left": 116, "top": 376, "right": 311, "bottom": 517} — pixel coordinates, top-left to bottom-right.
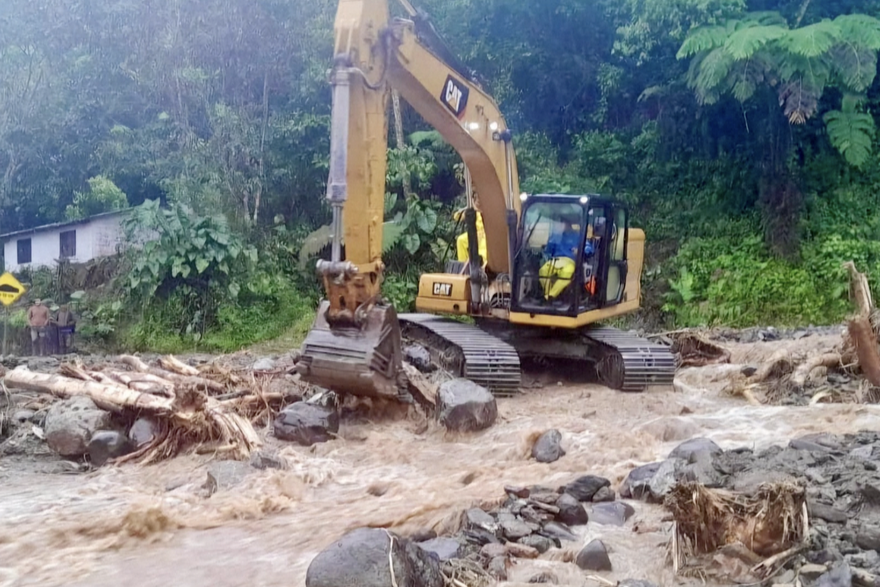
{"left": 27, "top": 299, "right": 50, "bottom": 356}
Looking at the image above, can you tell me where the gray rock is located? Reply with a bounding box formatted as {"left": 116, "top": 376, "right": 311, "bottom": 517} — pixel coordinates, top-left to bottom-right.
{"left": 541, "top": 521, "right": 578, "bottom": 543}
{"left": 487, "top": 556, "right": 508, "bottom": 580}
{"left": 590, "top": 502, "right": 635, "bottom": 526}
{"left": 206, "top": 460, "right": 253, "bottom": 491}
{"left": 856, "top": 525, "right": 880, "bottom": 552}
{"left": 465, "top": 508, "right": 497, "bottom": 533}
{"left": 564, "top": 475, "right": 611, "bottom": 502}
{"left": 501, "top": 519, "right": 533, "bottom": 540}
{"left": 850, "top": 445, "right": 874, "bottom": 460}
{"left": 274, "top": 402, "right": 339, "bottom": 445}
{"left": 647, "top": 458, "right": 684, "bottom": 502}
{"left": 416, "top": 537, "right": 461, "bottom": 561}
{"left": 592, "top": 486, "right": 616, "bottom": 502}
{"left": 519, "top": 534, "right": 554, "bottom": 554}
{"left": 249, "top": 450, "right": 288, "bottom": 470}
{"left": 410, "top": 529, "right": 437, "bottom": 543}
{"left": 436, "top": 379, "right": 497, "bottom": 432}
{"left": 129, "top": 417, "right": 158, "bottom": 448}
{"left": 44, "top": 396, "right": 112, "bottom": 457}
{"left": 619, "top": 581, "right": 659, "bottom": 587}
{"left": 528, "top": 572, "right": 559, "bottom": 584}
{"left": 846, "top": 550, "right": 880, "bottom": 569}
{"left": 12, "top": 409, "right": 35, "bottom": 423}
{"left": 680, "top": 451, "right": 724, "bottom": 487}
{"left": 403, "top": 345, "right": 433, "bottom": 373}
{"left": 669, "top": 437, "right": 722, "bottom": 460}
{"left": 576, "top": 539, "right": 612, "bottom": 572}
{"left": 619, "top": 462, "right": 662, "bottom": 499}
{"left": 87, "top": 431, "right": 133, "bottom": 466}
{"left": 817, "top": 562, "right": 852, "bottom": 587}
{"left": 809, "top": 501, "right": 847, "bottom": 524}
{"left": 555, "top": 493, "right": 589, "bottom": 526}
{"left": 799, "top": 564, "right": 829, "bottom": 581}
{"left": 505, "top": 485, "right": 530, "bottom": 498}
{"left": 305, "top": 527, "right": 443, "bottom": 587}
{"left": 252, "top": 357, "right": 276, "bottom": 371}
{"left": 532, "top": 429, "right": 565, "bottom": 463}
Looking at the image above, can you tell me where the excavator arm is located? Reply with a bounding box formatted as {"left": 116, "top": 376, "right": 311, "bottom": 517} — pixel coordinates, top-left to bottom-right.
{"left": 296, "top": 0, "right": 522, "bottom": 400}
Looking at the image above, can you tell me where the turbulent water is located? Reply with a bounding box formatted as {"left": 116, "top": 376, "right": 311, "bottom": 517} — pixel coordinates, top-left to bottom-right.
{"left": 1, "top": 338, "right": 878, "bottom": 587}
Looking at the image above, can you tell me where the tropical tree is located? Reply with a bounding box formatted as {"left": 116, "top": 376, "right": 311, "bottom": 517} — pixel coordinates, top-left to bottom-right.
{"left": 678, "top": 11, "right": 880, "bottom": 253}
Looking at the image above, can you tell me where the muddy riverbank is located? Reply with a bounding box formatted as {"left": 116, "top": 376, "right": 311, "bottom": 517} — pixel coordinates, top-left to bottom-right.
{"left": 2, "top": 342, "right": 879, "bottom": 586}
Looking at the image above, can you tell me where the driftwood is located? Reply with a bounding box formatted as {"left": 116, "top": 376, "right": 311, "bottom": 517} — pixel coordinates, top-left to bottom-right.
{"left": 159, "top": 355, "right": 200, "bottom": 377}
{"left": 120, "top": 354, "right": 224, "bottom": 393}
{"left": 4, "top": 359, "right": 266, "bottom": 463}
{"left": 790, "top": 353, "right": 843, "bottom": 388}
{"left": 673, "top": 333, "right": 732, "bottom": 368}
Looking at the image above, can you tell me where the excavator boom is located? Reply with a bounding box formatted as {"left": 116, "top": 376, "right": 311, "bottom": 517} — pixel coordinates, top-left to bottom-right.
{"left": 296, "top": 0, "right": 521, "bottom": 400}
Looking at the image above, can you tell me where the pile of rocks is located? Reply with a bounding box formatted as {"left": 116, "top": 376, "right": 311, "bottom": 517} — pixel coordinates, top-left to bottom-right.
{"left": 306, "top": 471, "right": 657, "bottom": 586}
{"left": 274, "top": 378, "right": 499, "bottom": 446}
{"left": 619, "top": 433, "right": 880, "bottom": 586}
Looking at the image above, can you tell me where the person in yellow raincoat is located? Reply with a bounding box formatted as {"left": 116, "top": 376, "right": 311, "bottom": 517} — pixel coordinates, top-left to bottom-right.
{"left": 539, "top": 218, "right": 595, "bottom": 300}
{"left": 454, "top": 209, "right": 487, "bottom": 264}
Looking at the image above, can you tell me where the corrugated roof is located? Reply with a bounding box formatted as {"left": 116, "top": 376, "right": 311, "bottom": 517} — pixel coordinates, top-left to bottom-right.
{"left": 0, "top": 209, "right": 132, "bottom": 240}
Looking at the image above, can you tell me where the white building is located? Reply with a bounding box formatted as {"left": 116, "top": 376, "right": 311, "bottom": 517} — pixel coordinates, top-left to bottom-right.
{"left": 1, "top": 210, "right": 132, "bottom": 272}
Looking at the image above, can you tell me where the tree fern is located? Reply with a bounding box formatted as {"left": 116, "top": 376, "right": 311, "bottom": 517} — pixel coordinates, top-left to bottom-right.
{"left": 677, "top": 25, "right": 730, "bottom": 58}
{"left": 830, "top": 44, "right": 877, "bottom": 93}
{"left": 824, "top": 108, "right": 875, "bottom": 167}
{"left": 690, "top": 47, "right": 734, "bottom": 101}
{"left": 779, "top": 20, "right": 840, "bottom": 58}
{"left": 834, "top": 14, "right": 880, "bottom": 51}
{"left": 724, "top": 25, "right": 787, "bottom": 60}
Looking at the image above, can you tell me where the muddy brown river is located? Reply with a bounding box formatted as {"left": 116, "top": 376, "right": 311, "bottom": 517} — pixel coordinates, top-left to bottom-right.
{"left": 2, "top": 343, "right": 878, "bottom": 587}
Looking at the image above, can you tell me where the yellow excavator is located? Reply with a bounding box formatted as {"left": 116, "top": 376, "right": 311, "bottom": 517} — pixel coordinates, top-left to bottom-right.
{"left": 295, "top": 0, "right": 676, "bottom": 400}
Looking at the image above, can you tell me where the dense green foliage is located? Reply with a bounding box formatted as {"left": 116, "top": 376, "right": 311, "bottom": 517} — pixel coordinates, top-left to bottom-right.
{"left": 2, "top": 0, "right": 880, "bottom": 348}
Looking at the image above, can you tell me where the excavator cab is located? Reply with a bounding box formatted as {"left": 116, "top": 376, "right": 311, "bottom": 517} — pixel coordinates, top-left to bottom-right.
{"left": 511, "top": 195, "right": 628, "bottom": 317}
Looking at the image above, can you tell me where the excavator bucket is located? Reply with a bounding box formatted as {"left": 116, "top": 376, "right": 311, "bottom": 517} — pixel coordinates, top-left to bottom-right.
{"left": 296, "top": 300, "right": 407, "bottom": 401}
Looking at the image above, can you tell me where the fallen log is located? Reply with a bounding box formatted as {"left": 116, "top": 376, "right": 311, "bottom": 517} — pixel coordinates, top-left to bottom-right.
{"left": 5, "top": 367, "right": 173, "bottom": 414}
{"left": 159, "top": 355, "right": 200, "bottom": 377}
{"left": 789, "top": 353, "right": 842, "bottom": 388}
{"left": 119, "top": 355, "right": 225, "bottom": 393}
{"left": 3, "top": 367, "right": 260, "bottom": 461}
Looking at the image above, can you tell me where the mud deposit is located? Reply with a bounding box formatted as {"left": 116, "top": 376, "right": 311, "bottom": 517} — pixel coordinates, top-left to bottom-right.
{"left": 2, "top": 356, "right": 880, "bottom": 586}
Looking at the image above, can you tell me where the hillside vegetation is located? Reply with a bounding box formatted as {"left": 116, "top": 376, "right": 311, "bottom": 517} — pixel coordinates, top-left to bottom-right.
{"left": 1, "top": 0, "right": 879, "bottom": 351}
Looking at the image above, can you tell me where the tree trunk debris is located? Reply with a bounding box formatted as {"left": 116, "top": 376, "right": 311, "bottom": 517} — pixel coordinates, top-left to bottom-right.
{"left": 722, "top": 262, "right": 880, "bottom": 405}
{"left": 3, "top": 354, "right": 307, "bottom": 464}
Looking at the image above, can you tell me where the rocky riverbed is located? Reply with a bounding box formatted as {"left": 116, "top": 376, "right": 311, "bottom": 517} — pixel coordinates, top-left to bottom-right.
{"left": 0, "top": 330, "right": 879, "bottom": 587}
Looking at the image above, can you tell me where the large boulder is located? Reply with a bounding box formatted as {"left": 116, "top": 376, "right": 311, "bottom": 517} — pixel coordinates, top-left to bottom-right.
{"left": 44, "top": 396, "right": 112, "bottom": 457}
{"left": 306, "top": 527, "right": 443, "bottom": 587}
{"left": 532, "top": 430, "right": 565, "bottom": 463}
{"left": 668, "top": 438, "right": 722, "bottom": 460}
{"left": 436, "top": 379, "right": 497, "bottom": 432}
{"left": 590, "top": 502, "right": 635, "bottom": 526}
{"left": 564, "top": 475, "right": 611, "bottom": 502}
{"left": 129, "top": 417, "right": 159, "bottom": 449}
{"left": 555, "top": 493, "right": 589, "bottom": 526}
{"left": 274, "top": 402, "right": 339, "bottom": 446}
{"left": 619, "top": 462, "right": 662, "bottom": 500}
{"left": 576, "top": 539, "right": 612, "bottom": 571}
{"left": 87, "top": 431, "right": 133, "bottom": 466}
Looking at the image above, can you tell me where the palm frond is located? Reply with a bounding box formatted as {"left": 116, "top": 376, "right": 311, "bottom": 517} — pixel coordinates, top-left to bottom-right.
{"left": 830, "top": 43, "right": 878, "bottom": 93}
{"left": 678, "top": 25, "right": 730, "bottom": 58}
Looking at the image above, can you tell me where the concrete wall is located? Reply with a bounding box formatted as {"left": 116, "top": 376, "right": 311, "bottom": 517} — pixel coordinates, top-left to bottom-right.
{"left": 3, "top": 214, "right": 127, "bottom": 272}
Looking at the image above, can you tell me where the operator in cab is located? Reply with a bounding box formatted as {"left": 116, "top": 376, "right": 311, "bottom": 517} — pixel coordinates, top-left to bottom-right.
{"left": 539, "top": 217, "right": 595, "bottom": 301}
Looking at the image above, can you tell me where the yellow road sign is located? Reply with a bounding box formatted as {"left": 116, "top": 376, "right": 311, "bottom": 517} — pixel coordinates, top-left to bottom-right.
{"left": 0, "top": 272, "right": 26, "bottom": 306}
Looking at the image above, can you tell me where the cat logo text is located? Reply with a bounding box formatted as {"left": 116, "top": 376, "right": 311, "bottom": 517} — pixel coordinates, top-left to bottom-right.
{"left": 432, "top": 282, "right": 453, "bottom": 297}
{"left": 440, "top": 75, "right": 469, "bottom": 119}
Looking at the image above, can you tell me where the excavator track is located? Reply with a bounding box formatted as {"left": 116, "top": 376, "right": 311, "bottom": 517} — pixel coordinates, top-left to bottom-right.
{"left": 398, "top": 314, "right": 522, "bottom": 396}
{"left": 397, "top": 314, "right": 676, "bottom": 396}
{"left": 584, "top": 326, "right": 677, "bottom": 392}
